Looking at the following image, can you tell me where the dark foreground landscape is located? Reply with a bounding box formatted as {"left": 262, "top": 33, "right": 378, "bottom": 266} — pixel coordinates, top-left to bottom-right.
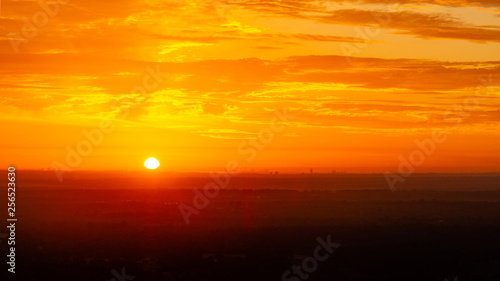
{"left": 2, "top": 171, "right": 500, "bottom": 281}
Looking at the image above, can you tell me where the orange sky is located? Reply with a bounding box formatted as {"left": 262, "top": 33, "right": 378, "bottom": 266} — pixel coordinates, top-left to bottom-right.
{"left": 0, "top": 0, "right": 499, "bottom": 173}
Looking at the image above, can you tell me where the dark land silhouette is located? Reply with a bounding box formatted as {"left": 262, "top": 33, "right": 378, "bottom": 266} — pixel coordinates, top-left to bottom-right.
{"left": 2, "top": 171, "right": 500, "bottom": 280}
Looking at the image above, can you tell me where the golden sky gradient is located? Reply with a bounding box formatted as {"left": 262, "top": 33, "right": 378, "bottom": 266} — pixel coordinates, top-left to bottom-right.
{"left": 0, "top": 0, "right": 499, "bottom": 172}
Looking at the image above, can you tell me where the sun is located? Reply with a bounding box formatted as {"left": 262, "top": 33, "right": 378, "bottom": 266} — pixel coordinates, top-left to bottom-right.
{"left": 144, "top": 157, "right": 160, "bottom": 170}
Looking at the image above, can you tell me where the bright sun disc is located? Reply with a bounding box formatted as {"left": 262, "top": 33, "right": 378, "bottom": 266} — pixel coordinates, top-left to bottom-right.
{"left": 144, "top": 157, "right": 160, "bottom": 169}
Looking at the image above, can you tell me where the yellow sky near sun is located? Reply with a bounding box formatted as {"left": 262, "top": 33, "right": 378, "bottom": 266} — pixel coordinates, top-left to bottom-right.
{"left": 0, "top": 0, "right": 499, "bottom": 172}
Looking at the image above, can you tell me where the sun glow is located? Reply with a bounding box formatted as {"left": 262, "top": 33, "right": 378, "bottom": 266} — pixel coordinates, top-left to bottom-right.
{"left": 144, "top": 157, "right": 160, "bottom": 170}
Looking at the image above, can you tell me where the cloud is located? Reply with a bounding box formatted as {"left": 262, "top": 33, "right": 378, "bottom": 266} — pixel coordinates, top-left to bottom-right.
{"left": 194, "top": 128, "right": 257, "bottom": 139}
{"left": 230, "top": 2, "right": 500, "bottom": 42}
